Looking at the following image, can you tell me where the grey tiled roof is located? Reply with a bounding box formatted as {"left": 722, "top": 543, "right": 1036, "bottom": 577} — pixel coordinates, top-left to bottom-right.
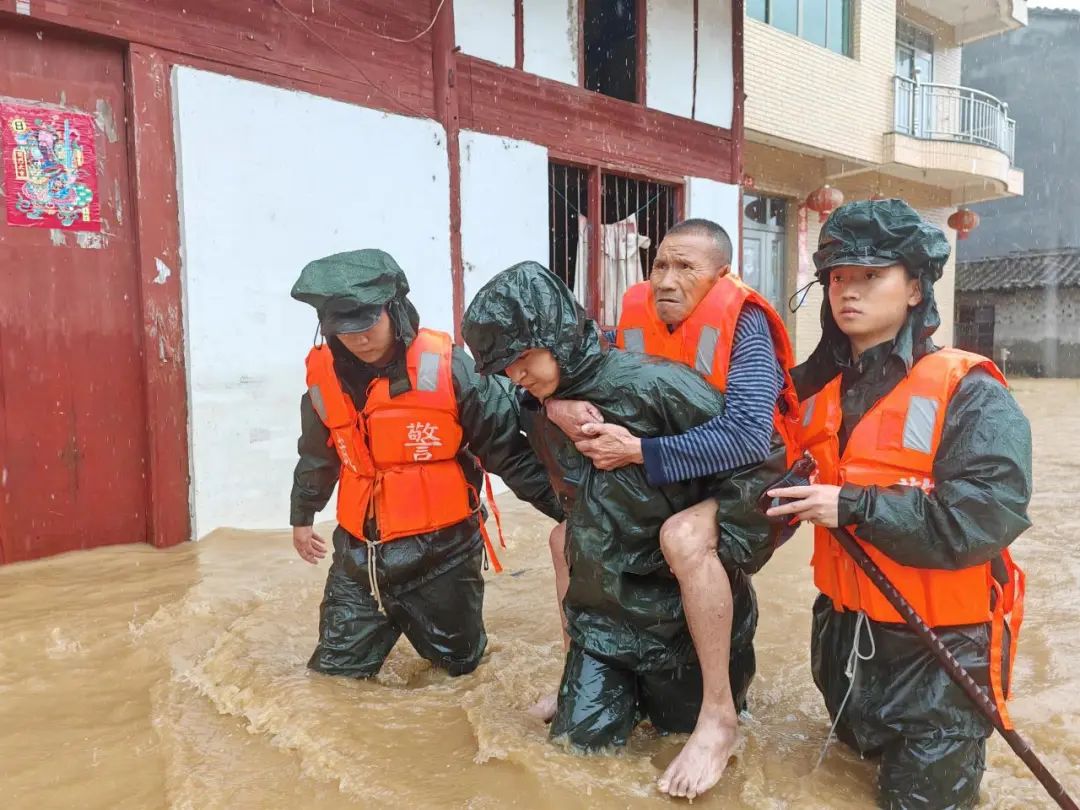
{"left": 956, "top": 248, "right": 1080, "bottom": 292}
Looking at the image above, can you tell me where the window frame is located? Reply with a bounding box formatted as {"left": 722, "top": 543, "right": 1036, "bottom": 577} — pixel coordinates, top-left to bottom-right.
{"left": 895, "top": 18, "right": 935, "bottom": 82}
{"left": 955, "top": 303, "right": 996, "bottom": 358}
{"left": 749, "top": 0, "right": 853, "bottom": 58}
{"left": 548, "top": 155, "right": 686, "bottom": 328}
{"left": 578, "top": 0, "right": 649, "bottom": 105}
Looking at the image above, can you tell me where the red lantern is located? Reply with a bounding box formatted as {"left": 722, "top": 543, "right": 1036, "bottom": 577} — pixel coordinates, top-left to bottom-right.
{"left": 805, "top": 185, "right": 844, "bottom": 223}
{"left": 948, "top": 207, "right": 980, "bottom": 240}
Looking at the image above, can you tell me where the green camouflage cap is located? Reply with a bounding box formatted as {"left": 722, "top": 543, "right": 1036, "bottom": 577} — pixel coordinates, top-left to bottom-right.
{"left": 813, "top": 199, "right": 950, "bottom": 282}
{"left": 291, "top": 249, "right": 410, "bottom": 335}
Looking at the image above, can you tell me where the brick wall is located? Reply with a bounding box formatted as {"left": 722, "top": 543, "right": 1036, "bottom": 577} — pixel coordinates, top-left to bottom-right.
{"left": 744, "top": 0, "right": 897, "bottom": 164}
{"left": 959, "top": 287, "right": 1080, "bottom": 377}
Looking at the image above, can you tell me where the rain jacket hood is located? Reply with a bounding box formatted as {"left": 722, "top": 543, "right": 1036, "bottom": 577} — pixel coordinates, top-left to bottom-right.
{"left": 798, "top": 199, "right": 951, "bottom": 396}
{"left": 462, "top": 261, "right": 605, "bottom": 395}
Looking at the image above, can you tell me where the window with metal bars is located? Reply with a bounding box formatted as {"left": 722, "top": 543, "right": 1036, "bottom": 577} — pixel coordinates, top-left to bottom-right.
{"left": 548, "top": 161, "right": 681, "bottom": 328}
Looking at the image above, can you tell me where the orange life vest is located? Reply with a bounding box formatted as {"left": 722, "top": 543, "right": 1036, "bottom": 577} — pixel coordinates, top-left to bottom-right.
{"left": 305, "top": 328, "right": 500, "bottom": 559}
{"left": 799, "top": 347, "right": 1025, "bottom": 725}
{"left": 614, "top": 274, "right": 801, "bottom": 462}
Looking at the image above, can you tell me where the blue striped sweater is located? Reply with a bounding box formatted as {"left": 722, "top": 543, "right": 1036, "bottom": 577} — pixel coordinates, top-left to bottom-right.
{"left": 637, "top": 304, "right": 784, "bottom": 486}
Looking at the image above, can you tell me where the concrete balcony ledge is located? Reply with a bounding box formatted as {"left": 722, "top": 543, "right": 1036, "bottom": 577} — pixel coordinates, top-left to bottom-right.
{"left": 900, "top": 0, "right": 1027, "bottom": 44}
{"left": 882, "top": 132, "right": 1024, "bottom": 203}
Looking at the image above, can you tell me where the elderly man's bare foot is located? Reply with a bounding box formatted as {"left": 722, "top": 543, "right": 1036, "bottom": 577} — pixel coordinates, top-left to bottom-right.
{"left": 657, "top": 718, "right": 738, "bottom": 800}
{"left": 528, "top": 691, "right": 558, "bottom": 722}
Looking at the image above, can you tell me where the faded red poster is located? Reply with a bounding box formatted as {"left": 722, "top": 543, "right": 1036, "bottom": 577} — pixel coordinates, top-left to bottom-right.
{"left": 1, "top": 102, "right": 100, "bottom": 231}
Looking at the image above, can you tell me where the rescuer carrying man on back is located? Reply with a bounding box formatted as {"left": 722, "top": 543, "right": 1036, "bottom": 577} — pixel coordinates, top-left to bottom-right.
{"left": 463, "top": 261, "right": 786, "bottom": 801}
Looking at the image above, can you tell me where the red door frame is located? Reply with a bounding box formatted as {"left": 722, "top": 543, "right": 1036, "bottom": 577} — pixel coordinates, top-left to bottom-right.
{"left": 126, "top": 45, "right": 191, "bottom": 548}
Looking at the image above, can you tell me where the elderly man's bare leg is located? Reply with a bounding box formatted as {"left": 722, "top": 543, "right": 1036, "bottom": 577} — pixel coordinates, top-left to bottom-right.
{"left": 529, "top": 521, "right": 568, "bottom": 721}
{"left": 656, "top": 498, "right": 739, "bottom": 800}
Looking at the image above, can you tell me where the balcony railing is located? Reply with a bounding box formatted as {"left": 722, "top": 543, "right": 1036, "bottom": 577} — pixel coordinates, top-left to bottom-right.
{"left": 894, "top": 76, "right": 1015, "bottom": 162}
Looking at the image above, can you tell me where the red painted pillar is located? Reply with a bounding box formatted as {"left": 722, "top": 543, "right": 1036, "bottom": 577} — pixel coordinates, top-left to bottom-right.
{"left": 432, "top": 0, "right": 465, "bottom": 343}
{"left": 126, "top": 45, "right": 192, "bottom": 547}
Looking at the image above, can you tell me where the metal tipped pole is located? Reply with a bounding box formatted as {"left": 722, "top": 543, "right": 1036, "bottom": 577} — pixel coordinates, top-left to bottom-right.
{"left": 827, "top": 525, "right": 1078, "bottom": 810}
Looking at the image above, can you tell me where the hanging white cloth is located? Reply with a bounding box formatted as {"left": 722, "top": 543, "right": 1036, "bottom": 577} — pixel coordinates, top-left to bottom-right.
{"left": 573, "top": 214, "right": 651, "bottom": 325}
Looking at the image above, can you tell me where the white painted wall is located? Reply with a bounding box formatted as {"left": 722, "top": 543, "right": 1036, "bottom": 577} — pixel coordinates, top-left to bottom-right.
{"left": 695, "top": 0, "right": 734, "bottom": 128}
{"left": 173, "top": 67, "right": 452, "bottom": 537}
{"left": 459, "top": 130, "right": 550, "bottom": 304}
{"left": 523, "top": 0, "right": 579, "bottom": 85}
{"left": 455, "top": 0, "right": 516, "bottom": 68}
{"left": 645, "top": 0, "right": 734, "bottom": 126}
{"left": 458, "top": 130, "right": 549, "bottom": 495}
{"left": 647, "top": 0, "right": 695, "bottom": 119}
{"left": 686, "top": 177, "right": 742, "bottom": 275}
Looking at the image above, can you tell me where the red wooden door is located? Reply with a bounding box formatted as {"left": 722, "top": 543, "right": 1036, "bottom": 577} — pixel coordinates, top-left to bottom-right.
{"left": 0, "top": 23, "right": 148, "bottom": 563}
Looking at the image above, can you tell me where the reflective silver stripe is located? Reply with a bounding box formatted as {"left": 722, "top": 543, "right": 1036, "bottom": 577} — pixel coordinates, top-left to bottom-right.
{"left": 902, "top": 396, "right": 939, "bottom": 454}
{"left": 308, "top": 384, "right": 328, "bottom": 422}
{"left": 623, "top": 328, "right": 645, "bottom": 354}
{"left": 802, "top": 395, "right": 816, "bottom": 427}
{"left": 417, "top": 351, "right": 441, "bottom": 392}
{"left": 695, "top": 325, "right": 720, "bottom": 376}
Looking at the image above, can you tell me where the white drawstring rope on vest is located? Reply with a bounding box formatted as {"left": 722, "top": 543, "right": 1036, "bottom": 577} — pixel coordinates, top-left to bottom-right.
{"left": 817, "top": 610, "right": 877, "bottom": 769}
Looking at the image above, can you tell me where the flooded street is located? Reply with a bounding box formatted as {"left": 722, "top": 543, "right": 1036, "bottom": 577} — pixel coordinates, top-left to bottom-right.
{"left": 1, "top": 379, "right": 1077, "bottom": 809}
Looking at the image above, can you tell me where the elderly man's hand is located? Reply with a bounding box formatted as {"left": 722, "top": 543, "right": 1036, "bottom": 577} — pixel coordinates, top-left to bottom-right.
{"left": 545, "top": 399, "right": 604, "bottom": 442}
{"left": 574, "top": 423, "right": 643, "bottom": 470}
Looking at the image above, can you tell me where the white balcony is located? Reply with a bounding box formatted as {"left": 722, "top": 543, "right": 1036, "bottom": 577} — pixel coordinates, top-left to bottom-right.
{"left": 894, "top": 76, "right": 1016, "bottom": 161}
{"left": 878, "top": 76, "right": 1023, "bottom": 204}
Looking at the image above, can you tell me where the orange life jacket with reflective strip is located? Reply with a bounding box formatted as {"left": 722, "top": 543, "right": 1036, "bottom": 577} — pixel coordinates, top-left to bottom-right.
{"left": 305, "top": 329, "right": 496, "bottom": 555}
{"left": 799, "top": 347, "right": 1026, "bottom": 726}
{"left": 614, "top": 274, "right": 801, "bottom": 463}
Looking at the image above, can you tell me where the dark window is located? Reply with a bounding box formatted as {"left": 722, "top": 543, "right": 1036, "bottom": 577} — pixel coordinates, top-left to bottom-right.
{"left": 955, "top": 304, "right": 995, "bottom": 358}
{"left": 744, "top": 193, "right": 767, "bottom": 225}
{"left": 548, "top": 163, "right": 589, "bottom": 295}
{"left": 767, "top": 198, "right": 787, "bottom": 228}
{"left": 751, "top": 0, "right": 852, "bottom": 57}
{"left": 603, "top": 172, "right": 678, "bottom": 283}
{"left": 548, "top": 161, "right": 680, "bottom": 327}
{"left": 583, "top": 0, "right": 639, "bottom": 102}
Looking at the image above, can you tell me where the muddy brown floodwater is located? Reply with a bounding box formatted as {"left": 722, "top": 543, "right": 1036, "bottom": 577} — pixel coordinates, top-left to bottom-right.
{"left": 1, "top": 380, "right": 1078, "bottom": 809}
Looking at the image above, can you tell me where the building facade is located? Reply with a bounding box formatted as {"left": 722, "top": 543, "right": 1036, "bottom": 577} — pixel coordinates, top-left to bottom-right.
{"left": 740, "top": 0, "right": 1027, "bottom": 360}
{"left": 0, "top": 1, "right": 742, "bottom": 561}
{"left": 957, "top": 249, "right": 1080, "bottom": 377}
